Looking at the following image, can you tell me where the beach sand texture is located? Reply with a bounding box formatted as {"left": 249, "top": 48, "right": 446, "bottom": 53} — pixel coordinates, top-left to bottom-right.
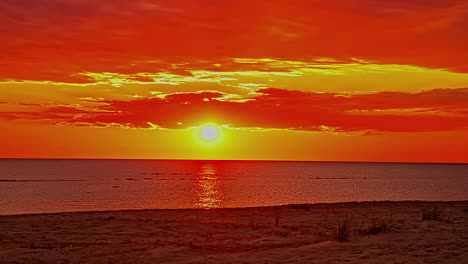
{"left": 0, "top": 201, "right": 466, "bottom": 263}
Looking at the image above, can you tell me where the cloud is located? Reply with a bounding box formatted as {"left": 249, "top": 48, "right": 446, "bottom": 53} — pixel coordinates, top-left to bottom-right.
{"left": 1, "top": 0, "right": 468, "bottom": 84}
{"left": 3, "top": 88, "right": 467, "bottom": 133}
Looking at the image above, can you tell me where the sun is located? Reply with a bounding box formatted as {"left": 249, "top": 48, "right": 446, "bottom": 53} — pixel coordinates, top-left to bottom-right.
{"left": 198, "top": 124, "right": 221, "bottom": 143}
{"left": 201, "top": 126, "right": 218, "bottom": 141}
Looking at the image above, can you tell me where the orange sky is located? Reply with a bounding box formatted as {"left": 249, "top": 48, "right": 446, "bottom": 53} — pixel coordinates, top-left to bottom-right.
{"left": 1, "top": 0, "right": 467, "bottom": 163}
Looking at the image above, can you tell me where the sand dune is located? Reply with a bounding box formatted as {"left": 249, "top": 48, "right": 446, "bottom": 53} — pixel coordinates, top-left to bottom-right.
{"left": 0, "top": 201, "right": 466, "bottom": 263}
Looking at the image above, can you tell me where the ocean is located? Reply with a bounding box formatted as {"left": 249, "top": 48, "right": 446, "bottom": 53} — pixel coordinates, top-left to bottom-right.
{"left": 0, "top": 159, "right": 467, "bottom": 215}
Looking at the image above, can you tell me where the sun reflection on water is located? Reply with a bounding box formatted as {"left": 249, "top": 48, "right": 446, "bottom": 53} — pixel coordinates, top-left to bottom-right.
{"left": 194, "top": 163, "right": 222, "bottom": 208}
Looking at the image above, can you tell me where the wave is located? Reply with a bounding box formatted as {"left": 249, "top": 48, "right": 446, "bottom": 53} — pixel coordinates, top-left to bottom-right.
{"left": 139, "top": 172, "right": 194, "bottom": 175}
{"left": 0, "top": 179, "right": 84, "bottom": 182}
{"left": 311, "top": 177, "right": 368, "bottom": 180}
{"left": 121, "top": 178, "right": 236, "bottom": 181}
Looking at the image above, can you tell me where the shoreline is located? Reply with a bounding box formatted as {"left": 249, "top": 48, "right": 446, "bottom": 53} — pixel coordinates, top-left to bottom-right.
{"left": 1, "top": 200, "right": 466, "bottom": 263}
{"left": 2, "top": 200, "right": 468, "bottom": 217}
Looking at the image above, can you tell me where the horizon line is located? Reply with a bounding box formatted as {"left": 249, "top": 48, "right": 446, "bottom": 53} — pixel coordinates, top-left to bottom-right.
{"left": 0, "top": 157, "right": 466, "bottom": 165}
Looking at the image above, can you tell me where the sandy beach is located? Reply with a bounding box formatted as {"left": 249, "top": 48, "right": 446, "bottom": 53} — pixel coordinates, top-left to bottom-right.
{"left": 0, "top": 201, "right": 466, "bottom": 263}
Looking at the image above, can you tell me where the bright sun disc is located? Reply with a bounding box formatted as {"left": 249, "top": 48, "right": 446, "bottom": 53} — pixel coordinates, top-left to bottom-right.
{"left": 201, "top": 125, "right": 219, "bottom": 141}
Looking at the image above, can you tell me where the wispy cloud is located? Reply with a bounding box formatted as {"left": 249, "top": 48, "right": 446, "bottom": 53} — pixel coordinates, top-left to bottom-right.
{"left": 2, "top": 88, "right": 467, "bottom": 133}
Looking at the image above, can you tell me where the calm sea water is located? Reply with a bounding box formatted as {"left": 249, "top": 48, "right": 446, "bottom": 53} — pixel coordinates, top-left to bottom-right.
{"left": 0, "top": 159, "right": 467, "bottom": 215}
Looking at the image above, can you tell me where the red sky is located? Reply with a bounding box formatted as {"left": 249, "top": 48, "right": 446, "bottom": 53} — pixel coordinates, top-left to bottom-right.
{"left": 1, "top": 0, "right": 468, "bottom": 162}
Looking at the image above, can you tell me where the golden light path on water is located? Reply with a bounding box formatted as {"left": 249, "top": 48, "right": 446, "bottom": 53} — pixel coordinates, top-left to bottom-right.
{"left": 194, "top": 163, "right": 222, "bottom": 208}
